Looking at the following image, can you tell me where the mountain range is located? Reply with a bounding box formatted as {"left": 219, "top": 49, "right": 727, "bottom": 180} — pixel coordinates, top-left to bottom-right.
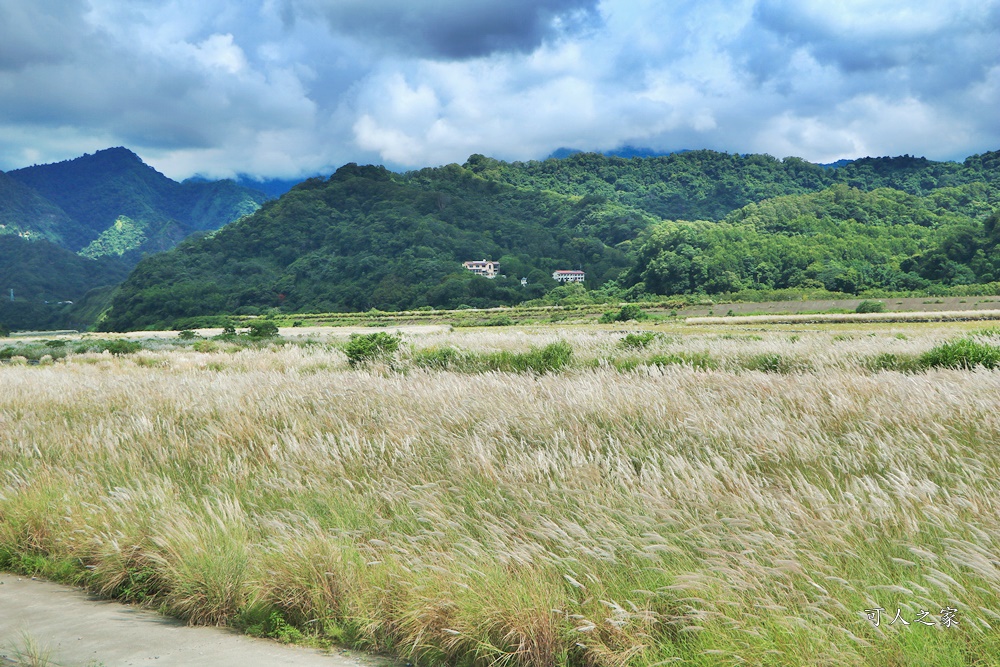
{"left": 2, "top": 146, "right": 1000, "bottom": 332}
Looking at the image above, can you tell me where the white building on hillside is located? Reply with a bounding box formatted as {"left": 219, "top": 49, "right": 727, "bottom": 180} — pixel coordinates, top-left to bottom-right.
{"left": 552, "top": 270, "right": 585, "bottom": 283}
{"left": 463, "top": 259, "right": 500, "bottom": 279}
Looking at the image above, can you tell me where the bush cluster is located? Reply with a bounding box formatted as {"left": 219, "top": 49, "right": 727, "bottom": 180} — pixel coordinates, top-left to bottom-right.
{"left": 343, "top": 332, "right": 402, "bottom": 367}
{"left": 619, "top": 331, "right": 659, "bottom": 349}
{"left": 920, "top": 338, "right": 1000, "bottom": 370}
{"left": 855, "top": 299, "right": 886, "bottom": 314}
{"left": 413, "top": 341, "right": 573, "bottom": 374}
{"left": 600, "top": 304, "right": 649, "bottom": 324}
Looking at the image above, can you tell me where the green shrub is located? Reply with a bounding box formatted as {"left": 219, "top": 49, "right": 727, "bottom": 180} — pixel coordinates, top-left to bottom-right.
{"left": 102, "top": 340, "right": 143, "bottom": 356}
{"left": 921, "top": 338, "right": 1000, "bottom": 370}
{"left": 0, "top": 322, "right": 9, "bottom": 337}
{"left": 647, "top": 351, "right": 717, "bottom": 371}
{"left": 972, "top": 327, "right": 1000, "bottom": 338}
{"left": 855, "top": 300, "right": 885, "bottom": 314}
{"left": 483, "top": 314, "right": 515, "bottom": 327}
{"left": 600, "top": 304, "right": 648, "bottom": 324}
{"left": 466, "top": 341, "right": 573, "bottom": 374}
{"left": 245, "top": 321, "right": 280, "bottom": 339}
{"left": 178, "top": 329, "right": 198, "bottom": 340}
{"left": 619, "top": 332, "right": 659, "bottom": 350}
{"left": 344, "top": 332, "right": 401, "bottom": 367}
{"left": 740, "top": 353, "right": 805, "bottom": 373}
{"left": 862, "top": 352, "right": 924, "bottom": 373}
{"left": 413, "top": 346, "right": 461, "bottom": 370}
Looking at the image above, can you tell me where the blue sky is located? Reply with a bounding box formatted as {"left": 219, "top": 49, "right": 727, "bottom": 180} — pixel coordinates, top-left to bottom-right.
{"left": 1, "top": 0, "right": 999, "bottom": 179}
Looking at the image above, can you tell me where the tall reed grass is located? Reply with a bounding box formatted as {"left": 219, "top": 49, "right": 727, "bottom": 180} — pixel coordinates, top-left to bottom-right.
{"left": 2, "top": 326, "right": 999, "bottom": 665}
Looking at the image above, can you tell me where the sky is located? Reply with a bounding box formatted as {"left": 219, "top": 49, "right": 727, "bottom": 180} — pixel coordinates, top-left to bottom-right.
{"left": 1, "top": 0, "right": 999, "bottom": 180}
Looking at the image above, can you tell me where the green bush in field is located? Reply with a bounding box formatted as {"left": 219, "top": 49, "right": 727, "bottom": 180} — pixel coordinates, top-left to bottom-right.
{"left": 972, "top": 327, "right": 1000, "bottom": 338}
{"left": 414, "top": 342, "right": 573, "bottom": 374}
{"left": 740, "top": 352, "right": 806, "bottom": 374}
{"left": 178, "top": 329, "right": 198, "bottom": 340}
{"left": 245, "top": 321, "right": 279, "bottom": 339}
{"left": 344, "top": 332, "right": 401, "bottom": 367}
{"left": 600, "top": 304, "right": 648, "bottom": 323}
{"left": 102, "top": 340, "right": 143, "bottom": 356}
{"left": 855, "top": 300, "right": 885, "bottom": 313}
{"left": 462, "top": 341, "right": 574, "bottom": 374}
{"left": 647, "top": 351, "right": 718, "bottom": 371}
{"left": 920, "top": 338, "right": 1000, "bottom": 369}
{"left": 619, "top": 332, "right": 659, "bottom": 349}
{"left": 413, "top": 346, "right": 461, "bottom": 370}
{"left": 483, "top": 314, "right": 515, "bottom": 326}
{"left": 862, "top": 352, "right": 924, "bottom": 373}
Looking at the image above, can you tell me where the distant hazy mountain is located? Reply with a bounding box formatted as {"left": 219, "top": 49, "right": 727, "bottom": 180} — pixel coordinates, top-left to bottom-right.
{"left": 6, "top": 147, "right": 267, "bottom": 258}
{"left": 548, "top": 146, "right": 688, "bottom": 159}
{"left": 234, "top": 175, "right": 312, "bottom": 199}
{"left": 183, "top": 174, "right": 314, "bottom": 200}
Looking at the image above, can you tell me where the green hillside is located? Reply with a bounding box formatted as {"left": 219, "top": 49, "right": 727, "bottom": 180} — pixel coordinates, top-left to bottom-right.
{"left": 101, "top": 151, "right": 1000, "bottom": 331}
{"left": 468, "top": 149, "right": 1000, "bottom": 220}
{"left": 0, "top": 235, "right": 130, "bottom": 331}
{"left": 7, "top": 147, "right": 266, "bottom": 258}
{"left": 626, "top": 183, "right": 1000, "bottom": 296}
{"left": 100, "top": 163, "right": 653, "bottom": 330}
{"left": 0, "top": 171, "right": 76, "bottom": 247}
{"left": 465, "top": 150, "right": 833, "bottom": 221}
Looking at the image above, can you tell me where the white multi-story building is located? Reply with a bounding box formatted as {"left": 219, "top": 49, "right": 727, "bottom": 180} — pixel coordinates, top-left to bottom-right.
{"left": 552, "top": 270, "right": 585, "bottom": 283}
{"left": 463, "top": 259, "right": 500, "bottom": 279}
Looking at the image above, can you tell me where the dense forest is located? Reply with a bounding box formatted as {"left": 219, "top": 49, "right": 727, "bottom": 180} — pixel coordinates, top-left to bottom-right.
{"left": 100, "top": 163, "right": 652, "bottom": 330}
{"left": 99, "top": 149, "right": 1000, "bottom": 331}
{"left": 626, "top": 184, "right": 1000, "bottom": 295}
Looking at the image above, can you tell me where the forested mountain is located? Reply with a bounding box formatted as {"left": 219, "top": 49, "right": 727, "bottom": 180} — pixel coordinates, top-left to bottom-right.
{"left": 7, "top": 147, "right": 267, "bottom": 258}
{"left": 100, "top": 163, "right": 654, "bottom": 330}
{"left": 466, "top": 151, "right": 835, "bottom": 221}
{"left": 2, "top": 146, "right": 997, "bottom": 332}
{"left": 0, "top": 147, "right": 271, "bottom": 331}
{"left": 0, "top": 235, "right": 131, "bottom": 331}
{"left": 98, "top": 149, "right": 1000, "bottom": 331}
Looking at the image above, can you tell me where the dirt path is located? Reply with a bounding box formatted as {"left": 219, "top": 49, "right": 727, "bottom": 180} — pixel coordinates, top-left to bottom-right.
{"left": 0, "top": 574, "right": 397, "bottom": 667}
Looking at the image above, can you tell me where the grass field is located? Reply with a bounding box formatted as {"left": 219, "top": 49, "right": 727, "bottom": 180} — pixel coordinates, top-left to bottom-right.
{"left": 2, "top": 323, "right": 1000, "bottom": 665}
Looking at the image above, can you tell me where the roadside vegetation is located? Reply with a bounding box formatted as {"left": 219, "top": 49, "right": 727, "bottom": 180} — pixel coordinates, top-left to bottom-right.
{"left": 2, "top": 324, "right": 1000, "bottom": 665}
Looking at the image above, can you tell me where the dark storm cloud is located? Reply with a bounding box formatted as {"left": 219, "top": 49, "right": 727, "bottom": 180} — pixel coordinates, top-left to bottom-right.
{"left": 0, "top": 0, "right": 91, "bottom": 70}
{"left": 289, "top": 0, "right": 601, "bottom": 58}
{"left": 749, "top": 0, "right": 1000, "bottom": 88}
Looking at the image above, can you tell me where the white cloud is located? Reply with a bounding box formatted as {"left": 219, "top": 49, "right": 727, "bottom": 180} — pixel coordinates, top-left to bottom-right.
{"left": 194, "top": 34, "right": 248, "bottom": 74}
{"left": 0, "top": 0, "right": 999, "bottom": 178}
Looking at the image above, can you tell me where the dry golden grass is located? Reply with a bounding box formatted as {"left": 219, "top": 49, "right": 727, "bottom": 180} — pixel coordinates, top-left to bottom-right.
{"left": 2, "top": 326, "right": 999, "bottom": 665}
